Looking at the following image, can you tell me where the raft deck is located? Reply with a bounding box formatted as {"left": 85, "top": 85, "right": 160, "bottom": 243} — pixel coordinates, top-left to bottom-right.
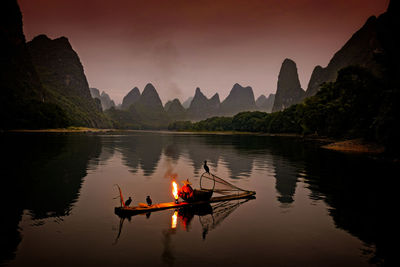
{"left": 115, "top": 191, "right": 256, "bottom": 216}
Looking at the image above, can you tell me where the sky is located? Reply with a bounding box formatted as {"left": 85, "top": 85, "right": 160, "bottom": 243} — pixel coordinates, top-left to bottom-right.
{"left": 18, "top": 0, "right": 389, "bottom": 105}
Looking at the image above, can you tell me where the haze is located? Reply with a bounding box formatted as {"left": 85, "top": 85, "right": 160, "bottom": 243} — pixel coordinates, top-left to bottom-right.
{"left": 18, "top": 0, "right": 388, "bottom": 104}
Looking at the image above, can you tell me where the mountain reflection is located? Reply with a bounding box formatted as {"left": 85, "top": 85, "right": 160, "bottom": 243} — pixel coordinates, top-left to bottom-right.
{"left": 0, "top": 132, "right": 390, "bottom": 265}
{"left": 115, "top": 133, "right": 261, "bottom": 178}
{"left": 0, "top": 133, "right": 102, "bottom": 265}
{"left": 272, "top": 157, "right": 298, "bottom": 204}
{"left": 117, "top": 133, "right": 163, "bottom": 176}
{"left": 302, "top": 154, "right": 395, "bottom": 265}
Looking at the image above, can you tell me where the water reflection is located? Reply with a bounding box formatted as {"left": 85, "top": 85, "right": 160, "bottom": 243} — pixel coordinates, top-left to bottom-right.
{"left": 117, "top": 134, "right": 163, "bottom": 175}
{"left": 272, "top": 157, "right": 299, "bottom": 205}
{"left": 0, "top": 132, "right": 391, "bottom": 266}
{"left": 113, "top": 197, "right": 255, "bottom": 267}
{"left": 0, "top": 133, "right": 101, "bottom": 265}
{"left": 112, "top": 133, "right": 270, "bottom": 179}
{"left": 301, "top": 154, "right": 394, "bottom": 265}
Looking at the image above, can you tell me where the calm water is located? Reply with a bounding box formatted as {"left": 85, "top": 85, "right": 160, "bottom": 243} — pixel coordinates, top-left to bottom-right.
{"left": 0, "top": 132, "right": 393, "bottom": 266}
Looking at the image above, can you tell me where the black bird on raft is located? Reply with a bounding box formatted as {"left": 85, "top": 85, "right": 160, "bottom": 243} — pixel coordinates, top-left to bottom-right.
{"left": 203, "top": 160, "right": 210, "bottom": 173}
{"left": 146, "top": 196, "right": 152, "bottom": 206}
{"left": 125, "top": 197, "right": 132, "bottom": 207}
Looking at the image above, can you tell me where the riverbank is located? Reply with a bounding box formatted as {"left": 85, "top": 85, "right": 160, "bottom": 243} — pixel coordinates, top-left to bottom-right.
{"left": 321, "top": 139, "right": 385, "bottom": 154}
{"left": 7, "top": 127, "right": 115, "bottom": 133}
{"left": 170, "top": 130, "right": 387, "bottom": 155}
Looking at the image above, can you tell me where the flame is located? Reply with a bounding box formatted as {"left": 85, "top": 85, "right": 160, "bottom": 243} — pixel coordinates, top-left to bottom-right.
{"left": 172, "top": 181, "right": 179, "bottom": 200}
{"left": 171, "top": 211, "right": 178, "bottom": 229}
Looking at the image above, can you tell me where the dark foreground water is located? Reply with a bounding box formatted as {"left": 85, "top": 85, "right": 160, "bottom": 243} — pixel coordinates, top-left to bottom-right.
{"left": 0, "top": 132, "right": 394, "bottom": 266}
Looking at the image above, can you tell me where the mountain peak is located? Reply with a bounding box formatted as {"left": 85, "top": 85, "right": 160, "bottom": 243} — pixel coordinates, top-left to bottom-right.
{"left": 256, "top": 95, "right": 267, "bottom": 102}
{"left": 27, "top": 31, "right": 110, "bottom": 127}
{"left": 195, "top": 87, "right": 203, "bottom": 96}
{"left": 122, "top": 87, "right": 141, "bottom": 109}
{"left": 305, "top": 10, "right": 384, "bottom": 97}
{"left": 282, "top": 58, "right": 296, "bottom": 65}
{"left": 272, "top": 59, "right": 304, "bottom": 112}
{"left": 210, "top": 93, "right": 220, "bottom": 102}
{"left": 143, "top": 83, "right": 156, "bottom": 93}
{"left": 165, "top": 98, "right": 186, "bottom": 121}
{"left": 137, "top": 83, "right": 163, "bottom": 109}
{"left": 188, "top": 88, "right": 220, "bottom": 120}
{"left": 256, "top": 94, "right": 275, "bottom": 113}
{"left": 31, "top": 34, "right": 51, "bottom": 42}
{"left": 30, "top": 35, "right": 72, "bottom": 50}
{"left": 233, "top": 83, "right": 241, "bottom": 88}
{"left": 89, "top": 88, "right": 100, "bottom": 98}
{"left": 220, "top": 83, "right": 256, "bottom": 115}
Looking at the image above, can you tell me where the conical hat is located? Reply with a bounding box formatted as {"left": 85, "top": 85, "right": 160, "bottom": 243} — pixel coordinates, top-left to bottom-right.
{"left": 182, "top": 179, "right": 192, "bottom": 185}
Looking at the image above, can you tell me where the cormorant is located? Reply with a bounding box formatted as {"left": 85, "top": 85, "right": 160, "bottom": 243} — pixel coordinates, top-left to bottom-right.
{"left": 146, "top": 196, "right": 152, "bottom": 206}
{"left": 125, "top": 197, "right": 132, "bottom": 206}
{"left": 203, "top": 160, "right": 210, "bottom": 173}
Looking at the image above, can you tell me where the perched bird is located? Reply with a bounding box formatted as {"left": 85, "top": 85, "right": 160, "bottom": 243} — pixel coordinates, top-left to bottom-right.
{"left": 203, "top": 160, "right": 210, "bottom": 173}
{"left": 146, "top": 196, "right": 152, "bottom": 206}
{"left": 125, "top": 197, "right": 132, "bottom": 207}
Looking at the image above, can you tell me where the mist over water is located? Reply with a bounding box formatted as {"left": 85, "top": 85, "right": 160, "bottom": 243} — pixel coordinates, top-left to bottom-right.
{"left": 0, "top": 132, "right": 392, "bottom": 266}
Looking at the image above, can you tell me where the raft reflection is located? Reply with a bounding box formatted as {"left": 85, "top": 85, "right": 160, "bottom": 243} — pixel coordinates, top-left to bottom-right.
{"left": 114, "top": 197, "right": 254, "bottom": 241}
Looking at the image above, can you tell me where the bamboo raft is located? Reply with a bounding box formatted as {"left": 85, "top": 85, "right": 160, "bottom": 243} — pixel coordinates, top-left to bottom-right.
{"left": 115, "top": 190, "right": 256, "bottom": 216}
{"left": 115, "top": 172, "right": 256, "bottom": 216}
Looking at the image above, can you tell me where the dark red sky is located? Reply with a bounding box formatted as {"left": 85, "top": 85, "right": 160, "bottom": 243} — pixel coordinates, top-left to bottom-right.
{"left": 18, "top": 0, "right": 389, "bottom": 104}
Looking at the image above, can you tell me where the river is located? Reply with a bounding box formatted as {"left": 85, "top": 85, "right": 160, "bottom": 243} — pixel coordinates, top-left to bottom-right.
{"left": 0, "top": 131, "right": 392, "bottom": 266}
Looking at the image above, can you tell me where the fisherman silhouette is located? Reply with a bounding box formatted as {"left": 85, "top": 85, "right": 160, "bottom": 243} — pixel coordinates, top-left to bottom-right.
{"left": 146, "top": 196, "right": 152, "bottom": 206}
{"left": 203, "top": 160, "right": 210, "bottom": 173}
{"left": 125, "top": 197, "right": 132, "bottom": 206}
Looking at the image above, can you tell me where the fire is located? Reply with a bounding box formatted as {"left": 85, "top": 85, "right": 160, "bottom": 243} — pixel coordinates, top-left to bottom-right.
{"left": 172, "top": 181, "right": 179, "bottom": 200}
{"left": 171, "top": 211, "right": 178, "bottom": 229}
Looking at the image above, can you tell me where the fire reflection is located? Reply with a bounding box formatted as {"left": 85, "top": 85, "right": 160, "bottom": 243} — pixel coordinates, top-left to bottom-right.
{"left": 114, "top": 197, "right": 254, "bottom": 266}
{"left": 171, "top": 211, "right": 178, "bottom": 229}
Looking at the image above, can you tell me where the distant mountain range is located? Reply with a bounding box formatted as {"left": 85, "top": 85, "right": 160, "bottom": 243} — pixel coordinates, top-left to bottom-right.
{"left": 89, "top": 88, "right": 115, "bottom": 111}
{"left": 1, "top": 0, "right": 397, "bottom": 130}
{"left": 256, "top": 94, "right": 275, "bottom": 113}
{"left": 108, "top": 0, "right": 400, "bottom": 126}
{"left": 115, "top": 83, "right": 268, "bottom": 124}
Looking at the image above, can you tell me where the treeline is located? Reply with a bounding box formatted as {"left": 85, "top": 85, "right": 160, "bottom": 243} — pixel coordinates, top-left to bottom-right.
{"left": 105, "top": 105, "right": 170, "bottom": 130}
{"left": 169, "top": 66, "right": 400, "bottom": 153}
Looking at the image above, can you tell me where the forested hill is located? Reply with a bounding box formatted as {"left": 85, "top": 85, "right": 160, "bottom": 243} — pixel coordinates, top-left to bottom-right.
{"left": 169, "top": 66, "right": 400, "bottom": 155}
{"left": 169, "top": 1, "right": 400, "bottom": 154}
{"left": 27, "top": 35, "right": 111, "bottom": 128}
{"left": 0, "top": 0, "right": 69, "bottom": 129}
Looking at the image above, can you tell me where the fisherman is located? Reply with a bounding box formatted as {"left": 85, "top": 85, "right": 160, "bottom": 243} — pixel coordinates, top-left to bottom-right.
{"left": 178, "top": 179, "right": 194, "bottom": 201}
{"left": 203, "top": 160, "right": 210, "bottom": 173}
{"left": 146, "top": 195, "right": 152, "bottom": 206}
{"left": 125, "top": 197, "right": 132, "bottom": 207}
